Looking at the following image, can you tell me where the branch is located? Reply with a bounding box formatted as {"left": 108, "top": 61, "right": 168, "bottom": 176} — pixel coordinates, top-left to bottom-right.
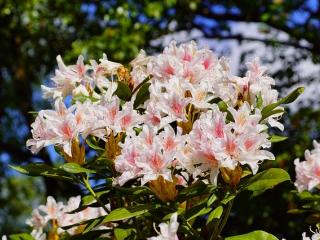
{"left": 199, "top": 31, "right": 313, "bottom": 52}
{"left": 194, "top": 4, "right": 317, "bottom": 53}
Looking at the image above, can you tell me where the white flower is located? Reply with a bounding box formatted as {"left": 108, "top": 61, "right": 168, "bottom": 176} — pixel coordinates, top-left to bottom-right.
{"left": 114, "top": 125, "right": 185, "bottom": 186}
{"left": 130, "top": 49, "right": 153, "bottom": 87}
{"left": 42, "top": 55, "right": 88, "bottom": 99}
{"left": 39, "top": 196, "right": 64, "bottom": 221}
{"left": 26, "top": 209, "right": 47, "bottom": 229}
{"left": 99, "top": 53, "right": 122, "bottom": 75}
{"left": 148, "top": 213, "right": 179, "bottom": 240}
{"left": 31, "top": 229, "right": 46, "bottom": 240}
{"left": 302, "top": 227, "right": 320, "bottom": 240}
{"left": 295, "top": 140, "right": 320, "bottom": 192}
{"left": 27, "top": 195, "right": 110, "bottom": 237}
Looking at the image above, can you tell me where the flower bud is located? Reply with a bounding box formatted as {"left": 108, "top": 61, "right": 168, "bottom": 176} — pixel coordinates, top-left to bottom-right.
{"left": 149, "top": 176, "right": 178, "bottom": 202}
{"left": 220, "top": 165, "right": 243, "bottom": 188}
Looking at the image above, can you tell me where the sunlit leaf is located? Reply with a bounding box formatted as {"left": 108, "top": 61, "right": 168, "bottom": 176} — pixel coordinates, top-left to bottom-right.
{"left": 225, "top": 230, "right": 278, "bottom": 240}
{"left": 59, "top": 163, "right": 95, "bottom": 174}
{"left": 206, "top": 206, "right": 223, "bottom": 224}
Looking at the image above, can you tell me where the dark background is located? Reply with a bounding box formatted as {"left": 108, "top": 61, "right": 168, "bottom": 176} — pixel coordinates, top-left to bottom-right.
{"left": 0, "top": 0, "right": 320, "bottom": 238}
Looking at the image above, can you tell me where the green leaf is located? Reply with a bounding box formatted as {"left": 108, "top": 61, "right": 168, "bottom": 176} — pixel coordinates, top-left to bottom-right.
{"left": 221, "top": 194, "right": 236, "bottom": 205}
{"left": 225, "top": 230, "right": 278, "bottom": 240}
{"left": 82, "top": 190, "right": 110, "bottom": 205}
{"left": 261, "top": 13, "right": 271, "bottom": 22}
{"left": 269, "top": 135, "right": 288, "bottom": 143}
{"left": 115, "top": 186, "right": 153, "bottom": 197}
{"left": 208, "top": 97, "right": 222, "bottom": 104}
{"left": 206, "top": 206, "right": 223, "bottom": 224}
{"left": 162, "top": 208, "right": 185, "bottom": 221}
{"left": 133, "top": 82, "right": 151, "bottom": 108}
{"left": 69, "top": 229, "right": 112, "bottom": 240}
{"left": 82, "top": 205, "right": 149, "bottom": 233}
{"left": 242, "top": 168, "right": 290, "bottom": 195}
{"left": 114, "top": 81, "right": 132, "bottom": 101}
{"left": 114, "top": 228, "right": 135, "bottom": 240}
{"left": 59, "top": 163, "right": 95, "bottom": 174}
{"left": 217, "top": 100, "right": 228, "bottom": 112}
{"left": 261, "top": 87, "right": 304, "bottom": 120}
{"left": 10, "top": 165, "right": 29, "bottom": 174}
{"left": 8, "top": 233, "right": 35, "bottom": 240}
{"left": 72, "top": 94, "right": 99, "bottom": 103}
{"left": 186, "top": 204, "right": 211, "bottom": 221}
{"left": 10, "top": 164, "right": 74, "bottom": 182}
{"left": 256, "top": 92, "right": 263, "bottom": 109}
{"left": 207, "top": 193, "right": 217, "bottom": 207}
{"left": 178, "top": 181, "right": 215, "bottom": 201}
{"left": 241, "top": 170, "right": 252, "bottom": 178}
{"left": 101, "top": 205, "right": 149, "bottom": 223}
{"left": 85, "top": 138, "right": 105, "bottom": 151}
{"left": 217, "top": 101, "right": 234, "bottom": 121}
{"left": 296, "top": 191, "right": 320, "bottom": 201}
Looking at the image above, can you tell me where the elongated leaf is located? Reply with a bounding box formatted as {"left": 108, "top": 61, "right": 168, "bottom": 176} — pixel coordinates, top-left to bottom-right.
{"left": 10, "top": 164, "right": 74, "bottom": 182}
{"left": 241, "top": 170, "right": 252, "bottom": 178}
{"left": 69, "top": 230, "right": 111, "bottom": 240}
{"left": 178, "top": 181, "right": 214, "bottom": 201}
{"left": 217, "top": 100, "right": 228, "bottom": 112}
{"left": 242, "top": 168, "right": 290, "bottom": 195}
{"left": 133, "top": 82, "right": 151, "bottom": 108}
{"left": 262, "top": 108, "right": 284, "bottom": 120}
{"left": 72, "top": 94, "right": 99, "bottom": 103}
{"left": 114, "top": 81, "right": 132, "bottom": 101}
{"left": 82, "top": 190, "right": 110, "bottom": 205}
{"left": 261, "top": 87, "right": 304, "bottom": 120}
{"left": 114, "top": 228, "right": 135, "bottom": 240}
{"left": 102, "top": 206, "right": 149, "bottom": 223}
{"left": 217, "top": 101, "right": 234, "bottom": 121}
{"left": 85, "top": 138, "right": 105, "bottom": 151}
{"left": 256, "top": 92, "right": 263, "bottom": 109}
{"left": 186, "top": 203, "right": 211, "bottom": 221}
{"left": 83, "top": 205, "right": 150, "bottom": 233}
{"left": 225, "top": 230, "right": 278, "bottom": 240}
{"left": 221, "top": 194, "right": 236, "bottom": 205}
{"left": 208, "top": 97, "right": 222, "bottom": 104}
{"left": 206, "top": 206, "right": 223, "bottom": 224}
{"left": 269, "top": 135, "right": 288, "bottom": 143}
{"left": 59, "top": 163, "right": 95, "bottom": 174}
{"left": 8, "top": 233, "right": 35, "bottom": 240}
{"left": 207, "top": 193, "right": 217, "bottom": 207}
{"left": 162, "top": 208, "right": 185, "bottom": 221}
{"left": 115, "top": 186, "right": 153, "bottom": 197}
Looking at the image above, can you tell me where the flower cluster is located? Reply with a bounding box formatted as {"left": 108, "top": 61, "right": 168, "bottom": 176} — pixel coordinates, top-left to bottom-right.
{"left": 114, "top": 41, "right": 278, "bottom": 186}
{"left": 114, "top": 125, "right": 185, "bottom": 186}
{"left": 181, "top": 103, "right": 273, "bottom": 185}
{"left": 27, "top": 41, "right": 282, "bottom": 188}
{"left": 23, "top": 41, "right": 299, "bottom": 239}
{"left": 41, "top": 54, "right": 121, "bottom": 100}
{"left": 294, "top": 140, "right": 320, "bottom": 192}
{"left": 141, "top": 42, "right": 283, "bottom": 130}
{"left": 27, "top": 96, "right": 140, "bottom": 157}
{"left": 26, "top": 196, "right": 109, "bottom": 239}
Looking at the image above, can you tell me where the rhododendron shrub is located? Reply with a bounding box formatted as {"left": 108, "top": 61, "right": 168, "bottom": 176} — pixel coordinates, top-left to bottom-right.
{"left": 9, "top": 41, "right": 307, "bottom": 240}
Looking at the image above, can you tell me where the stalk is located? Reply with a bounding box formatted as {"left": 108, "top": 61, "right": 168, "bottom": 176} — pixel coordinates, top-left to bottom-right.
{"left": 82, "top": 176, "right": 109, "bottom": 213}
{"left": 210, "top": 199, "right": 234, "bottom": 240}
